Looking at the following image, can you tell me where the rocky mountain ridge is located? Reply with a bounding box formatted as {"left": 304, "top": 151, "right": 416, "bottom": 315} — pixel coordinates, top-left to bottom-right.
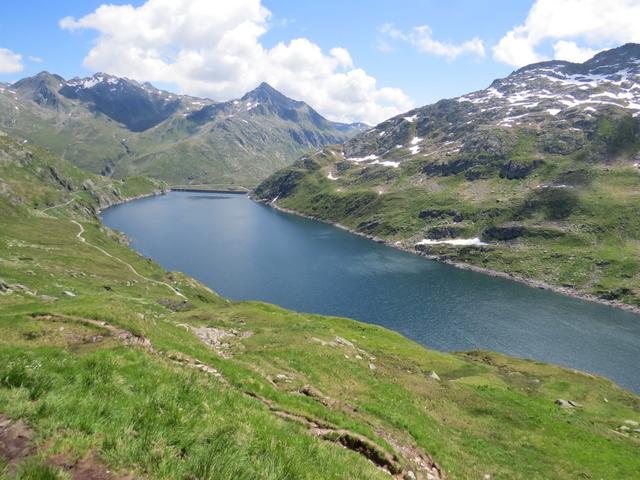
{"left": 340, "top": 43, "right": 640, "bottom": 171}
{"left": 0, "top": 72, "right": 365, "bottom": 184}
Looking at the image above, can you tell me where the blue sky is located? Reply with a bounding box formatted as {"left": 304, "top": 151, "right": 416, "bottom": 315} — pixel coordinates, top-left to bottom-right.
{"left": 0, "top": 1, "right": 637, "bottom": 123}
{"left": 259, "top": 0, "right": 531, "bottom": 105}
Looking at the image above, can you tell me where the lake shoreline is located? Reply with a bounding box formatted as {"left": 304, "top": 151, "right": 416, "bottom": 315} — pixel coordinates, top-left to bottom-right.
{"left": 97, "top": 188, "right": 171, "bottom": 214}
{"left": 256, "top": 197, "right": 640, "bottom": 317}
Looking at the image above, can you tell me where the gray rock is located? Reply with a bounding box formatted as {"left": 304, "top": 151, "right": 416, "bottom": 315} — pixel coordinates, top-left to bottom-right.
{"left": 335, "top": 336, "right": 355, "bottom": 348}
{"left": 555, "top": 399, "right": 581, "bottom": 409}
{"left": 419, "top": 209, "right": 463, "bottom": 222}
{"left": 428, "top": 371, "right": 441, "bottom": 381}
{"left": 425, "top": 226, "right": 463, "bottom": 240}
{"left": 482, "top": 224, "right": 525, "bottom": 241}
{"left": 499, "top": 160, "right": 543, "bottom": 180}
{"left": 422, "top": 158, "right": 479, "bottom": 177}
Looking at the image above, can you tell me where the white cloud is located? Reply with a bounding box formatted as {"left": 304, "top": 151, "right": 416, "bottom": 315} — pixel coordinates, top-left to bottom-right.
{"left": 380, "top": 23, "right": 485, "bottom": 60}
{"left": 552, "top": 41, "right": 599, "bottom": 63}
{"left": 60, "top": 0, "right": 413, "bottom": 124}
{"left": 28, "top": 56, "right": 44, "bottom": 63}
{"left": 494, "top": 0, "right": 640, "bottom": 67}
{"left": 0, "top": 48, "right": 23, "bottom": 73}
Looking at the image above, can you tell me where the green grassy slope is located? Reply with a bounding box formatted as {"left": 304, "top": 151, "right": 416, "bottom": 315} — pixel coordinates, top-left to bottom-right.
{"left": 254, "top": 116, "right": 640, "bottom": 308}
{"left": 1, "top": 134, "right": 639, "bottom": 479}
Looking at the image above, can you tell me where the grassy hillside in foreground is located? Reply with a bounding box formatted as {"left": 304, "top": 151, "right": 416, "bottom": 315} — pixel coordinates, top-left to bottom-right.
{"left": 254, "top": 117, "right": 640, "bottom": 309}
{"left": 0, "top": 134, "right": 639, "bottom": 479}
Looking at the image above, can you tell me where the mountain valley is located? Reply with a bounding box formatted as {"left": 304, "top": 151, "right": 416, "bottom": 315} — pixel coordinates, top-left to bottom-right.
{"left": 256, "top": 44, "right": 640, "bottom": 309}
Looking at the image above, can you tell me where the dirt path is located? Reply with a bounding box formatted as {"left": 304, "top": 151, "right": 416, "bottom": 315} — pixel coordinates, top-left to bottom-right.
{"left": 40, "top": 190, "right": 186, "bottom": 299}
{"left": 42, "top": 196, "right": 77, "bottom": 212}
{"left": 70, "top": 220, "right": 186, "bottom": 299}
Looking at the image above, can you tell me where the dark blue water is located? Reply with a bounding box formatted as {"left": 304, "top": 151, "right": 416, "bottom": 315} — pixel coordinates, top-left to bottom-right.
{"left": 102, "top": 191, "right": 640, "bottom": 392}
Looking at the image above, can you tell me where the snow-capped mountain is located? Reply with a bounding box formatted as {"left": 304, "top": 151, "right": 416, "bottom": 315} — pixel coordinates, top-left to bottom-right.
{"left": 341, "top": 43, "right": 640, "bottom": 169}
{"left": 458, "top": 43, "right": 640, "bottom": 126}
{"left": 59, "top": 72, "right": 212, "bottom": 131}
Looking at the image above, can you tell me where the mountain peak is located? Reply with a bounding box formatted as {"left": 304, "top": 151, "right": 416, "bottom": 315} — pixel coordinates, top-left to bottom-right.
{"left": 585, "top": 42, "right": 640, "bottom": 68}
{"left": 10, "top": 71, "right": 66, "bottom": 108}
{"left": 255, "top": 81, "right": 278, "bottom": 93}
{"left": 338, "top": 42, "right": 640, "bottom": 172}
{"left": 66, "top": 72, "right": 127, "bottom": 89}
{"left": 11, "top": 71, "right": 65, "bottom": 88}
{"left": 241, "top": 82, "right": 298, "bottom": 106}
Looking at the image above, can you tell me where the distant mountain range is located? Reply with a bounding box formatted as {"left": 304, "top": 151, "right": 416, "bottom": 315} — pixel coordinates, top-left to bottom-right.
{"left": 0, "top": 72, "right": 365, "bottom": 185}
{"left": 255, "top": 43, "right": 640, "bottom": 308}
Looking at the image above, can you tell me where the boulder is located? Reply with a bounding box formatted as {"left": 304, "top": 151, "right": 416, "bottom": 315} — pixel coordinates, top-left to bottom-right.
{"left": 555, "top": 399, "right": 581, "bottom": 409}
{"left": 335, "top": 336, "right": 354, "bottom": 347}
{"left": 428, "top": 371, "right": 441, "bottom": 381}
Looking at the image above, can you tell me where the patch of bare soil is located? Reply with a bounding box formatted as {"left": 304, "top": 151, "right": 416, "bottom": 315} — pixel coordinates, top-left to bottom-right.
{"left": 244, "top": 391, "right": 445, "bottom": 479}
{"left": 49, "top": 451, "right": 134, "bottom": 480}
{"left": 178, "top": 324, "right": 252, "bottom": 358}
{"left": 0, "top": 414, "right": 34, "bottom": 473}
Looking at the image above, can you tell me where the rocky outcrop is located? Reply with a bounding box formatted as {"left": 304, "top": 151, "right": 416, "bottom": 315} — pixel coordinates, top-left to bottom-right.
{"left": 539, "top": 132, "right": 585, "bottom": 155}
{"left": 253, "top": 169, "right": 305, "bottom": 200}
{"left": 499, "top": 160, "right": 543, "bottom": 180}
{"left": 357, "top": 217, "right": 380, "bottom": 234}
{"left": 292, "top": 156, "right": 322, "bottom": 171}
{"left": 555, "top": 399, "right": 582, "bottom": 409}
{"left": 47, "top": 166, "right": 74, "bottom": 191}
{"left": 482, "top": 224, "right": 525, "bottom": 241}
{"left": 423, "top": 159, "right": 479, "bottom": 177}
